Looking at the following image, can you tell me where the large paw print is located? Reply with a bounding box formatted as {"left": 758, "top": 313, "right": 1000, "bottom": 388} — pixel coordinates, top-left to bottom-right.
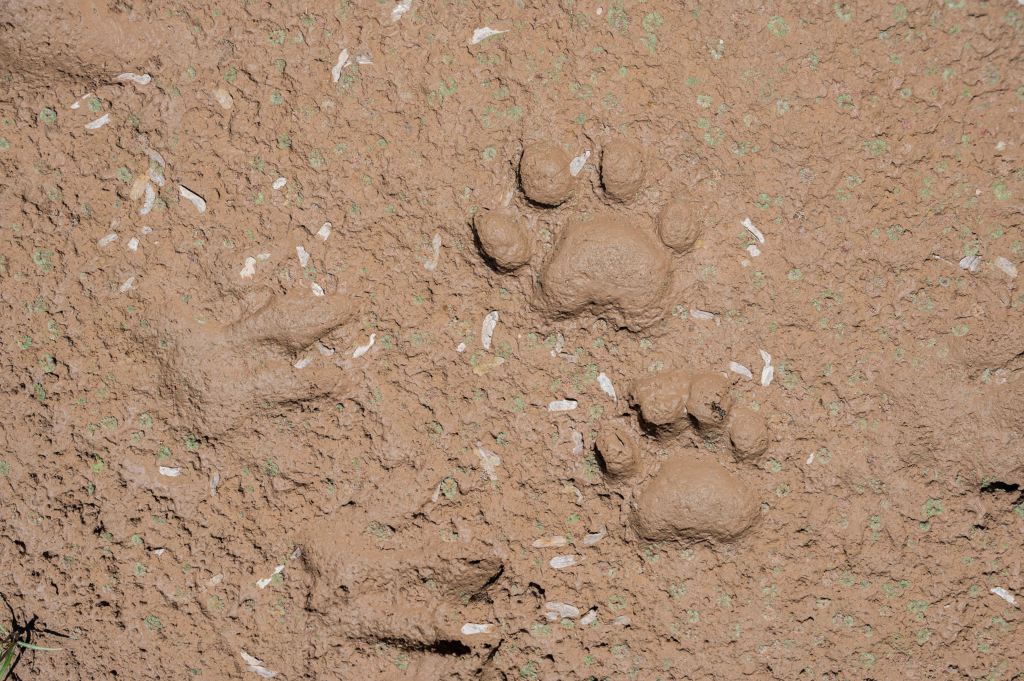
{"left": 149, "top": 288, "right": 356, "bottom": 438}
{"left": 595, "top": 370, "right": 771, "bottom": 544}
{"left": 473, "top": 138, "right": 702, "bottom": 332}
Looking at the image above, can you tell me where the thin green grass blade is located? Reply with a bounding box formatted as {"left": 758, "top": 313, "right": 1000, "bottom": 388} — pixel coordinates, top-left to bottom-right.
{"left": 17, "top": 643, "right": 61, "bottom": 651}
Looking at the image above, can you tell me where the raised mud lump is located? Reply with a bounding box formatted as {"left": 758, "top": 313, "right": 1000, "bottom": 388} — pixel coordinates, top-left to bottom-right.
{"left": 520, "top": 142, "right": 574, "bottom": 206}
{"left": 631, "top": 456, "right": 760, "bottom": 542}
{"left": 657, "top": 197, "right": 703, "bottom": 254}
{"left": 595, "top": 423, "right": 641, "bottom": 479}
{"left": 601, "top": 140, "right": 646, "bottom": 202}
{"left": 474, "top": 210, "right": 531, "bottom": 271}
{"left": 535, "top": 218, "right": 672, "bottom": 331}
{"left": 728, "top": 408, "right": 770, "bottom": 460}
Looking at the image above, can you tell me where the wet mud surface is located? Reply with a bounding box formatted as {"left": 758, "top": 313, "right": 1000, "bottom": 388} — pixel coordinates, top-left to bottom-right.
{"left": 1, "top": 0, "right": 1024, "bottom": 679}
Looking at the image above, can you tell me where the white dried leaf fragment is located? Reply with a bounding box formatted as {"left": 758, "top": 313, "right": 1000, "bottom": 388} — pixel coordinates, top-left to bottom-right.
{"left": 116, "top": 72, "right": 151, "bottom": 85}
{"left": 119, "top": 277, "right": 135, "bottom": 293}
{"left": 240, "top": 652, "right": 278, "bottom": 678}
{"left": 354, "top": 52, "right": 373, "bottom": 65}
{"left": 806, "top": 452, "right": 815, "bottom": 465}
{"left": 547, "top": 602, "right": 580, "bottom": 618}
{"left": 272, "top": 178, "right": 286, "bottom": 190}
{"left": 760, "top": 349, "right": 774, "bottom": 386}
{"left": 471, "top": 27, "right": 508, "bottom": 44}
{"left": 960, "top": 255, "right": 981, "bottom": 271}
{"left": 690, "top": 309, "right": 714, "bottom": 320}
{"left": 99, "top": 233, "right": 118, "bottom": 246}
{"left": 294, "top": 357, "right": 312, "bottom": 369}
{"left": 991, "top": 587, "right": 1016, "bottom": 605}
{"left": 729, "top": 362, "right": 752, "bottom": 379}
{"left": 149, "top": 170, "right": 165, "bottom": 187}
{"left": 256, "top": 253, "right": 271, "bottom": 261}
{"left": 548, "top": 399, "right": 578, "bottom": 412}
{"left": 179, "top": 185, "right": 207, "bottom": 213}
{"left": 158, "top": 466, "right": 180, "bottom": 477}
{"left": 210, "top": 471, "right": 220, "bottom": 495}
{"left": 257, "top": 565, "right": 285, "bottom": 589}
{"left": 456, "top": 342, "right": 466, "bottom": 352}
{"left": 611, "top": 616, "right": 630, "bottom": 626}
{"left": 746, "top": 244, "right": 761, "bottom": 257}
{"left": 580, "top": 609, "right": 598, "bottom": 626}
{"left": 481, "top": 311, "right": 499, "bottom": 349}
{"left": 597, "top": 373, "right": 617, "bottom": 403}
{"left": 240, "top": 257, "right": 257, "bottom": 279}
{"left": 317, "top": 222, "right": 332, "bottom": 241}
{"left": 550, "top": 555, "right": 579, "bottom": 569}
{"left": 140, "top": 183, "right": 155, "bottom": 215}
{"left": 127, "top": 237, "right": 139, "bottom": 251}
{"left": 570, "top": 150, "right": 591, "bottom": 176}
{"left": 460, "top": 623, "right": 493, "bottom": 635}
{"left": 532, "top": 536, "right": 568, "bottom": 548}
{"left": 85, "top": 113, "right": 110, "bottom": 130}
{"left": 994, "top": 256, "right": 1018, "bottom": 278}
{"left": 296, "top": 246, "right": 311, "bottom": 267}
{"left": 583, "top": 525, "right": 607, "bottom": 546}
{"left": 424, "top": 233, "right": 442, "bottom": 271}
{"left": 316, "top": 342, "right": 334, "bottom": 356}
{"left": 571, "top": 430, "right": 584, "bottom": 454}
{"left": 145, "top": 149, "right": 166, "bottom": 167}
{"left": 353, "top": 333, "right": 376, "bottom": 358}
{"left": 476, "top": 446, "right": 501, "bottom": 480}
{"left": 212, "top": 89, "right": 232, "bottom": 110}
{"left": 311, "top": 283, "right": 325, "bottom": 296}
{"left": 331, "top": 49, "right": 350, "bottom": 82}
{"left": 741, "top": 217, "right": 765, "bottom": 244}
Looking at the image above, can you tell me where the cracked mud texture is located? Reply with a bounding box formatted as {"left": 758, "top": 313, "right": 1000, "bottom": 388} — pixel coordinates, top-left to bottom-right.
{"left": 2, "top": 0, "right": 1024, "bottom": 679}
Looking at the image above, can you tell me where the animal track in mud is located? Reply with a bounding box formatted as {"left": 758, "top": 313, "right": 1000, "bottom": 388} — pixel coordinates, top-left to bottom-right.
{"left": 150, "top": 288, "right": 356, "bottom": 438}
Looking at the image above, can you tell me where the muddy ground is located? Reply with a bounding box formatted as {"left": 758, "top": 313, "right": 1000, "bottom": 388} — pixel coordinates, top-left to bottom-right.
{"left": 1, "top": 0, "right": 1024, "bottom": 678}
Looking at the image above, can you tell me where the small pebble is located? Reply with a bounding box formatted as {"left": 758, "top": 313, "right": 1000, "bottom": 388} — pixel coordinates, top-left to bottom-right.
{"left": 273, "top": 178, "right": 287, "bottom": 190}
{"left": 127, "top": 237, "right": 139, "bottom": 251}
{"left": 158, "top": 466, "right": 180, "bottom": 477}
{"left": 240, "top": 257, "right": 257, "bottom": 279}
{"left": 548, "top": 399, "right": 578, "bottom": 412}
{"left": 212, "top": 88, "right": 232, "bottom": 110}
{"left": 461, "top": 623, "right": 493, "bottom": 635}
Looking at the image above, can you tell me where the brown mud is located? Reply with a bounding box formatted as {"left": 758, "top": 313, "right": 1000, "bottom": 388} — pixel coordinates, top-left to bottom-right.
{"left": 1, "top": 0, "right": 1024, "bottom": 679}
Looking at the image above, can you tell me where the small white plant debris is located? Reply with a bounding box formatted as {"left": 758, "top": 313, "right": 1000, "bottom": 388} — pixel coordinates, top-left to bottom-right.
{"left": 331, "top": 49, "right": 351, "bottom": 82}
{"left": 760, "top": 349, "right": 774, "bottom": 386}
{"left": 741, "top": 217, "right": 765, "bottom": 244}
{"left": 461, "top": 623, "right": 493, "bottom": 635}
{"left": 130, "top": 173, "right": 150, "bottom": 200}
{"left": 570, "top": 150, "right": 591, "bottom": 176}
{"left": 933, "top": 254, "right": 955, "bottom": 266}
{"left": 568, "top": 485, "right": 583, "bottom": 502}
{"left": 119, "top": 277, "right": 136, "bottom": 293}
{"left": 690, "top": 308, "right": 714, "bottom": 320}
{"left": 116, "top": 73, "right": 151, "bottom": 85}
{"left": 550, "top": 555, "right": 579, "bottom": 569}
{"left": 159, "top": 466, "right": 181, "bottom": 477}
{"left": 154, "top": 548, "right": 165, "bottom": 556}
{"left": 127, "top": 237, "right": 139, "bottom": 251}
{"left": 257, "top": 565, "right": 285, "bottom": 589}
{"left": 99, "top": 233, "right": 118, "bottom": 246}
{"left": 597, "top": 372, "right": 617, "bottom": 403}
{"left": 806, "top": 452, "right": 815, "bottom": 465}
{"left": 141, "top": 226, "right": 153, "bottom": 234}
{"left": 391, "top": 0, "right": 412, "bottom": 21}
{"left": 996, "top": 141, "right": 1007, "bottom": 151}
{"left": 571, "top": 430, "right": 584, "bottom": 454}
{"left": 294, "top": 357, "right": 313, "bottom": 369}
{"left": 548, "top": 399, "right": 578, "bottom": 412}
{"left": 85, "top": 113, "right": 110, "bottom": 130}
{"left": 502, "top": 186, "right": 515, "bottom": 206}
{"left": 481, "top": 311, "right": 499, "bottom": 349}
{"left": 994, "top": 256, "right": 1018, "bottom": 278}
{"left": 472, "top": 27, "right": 508, "bottom": 44}
{"left": 580, "top": 609, "right": 598, "bottom": 626}
{"left": 311, "top": 282, "right": 325, "bottom": 296}
{"left": 70, "top": 94, "right": 92, "bottom": 109}
{"left": 611, "top": 616, "right": 631, "bottom": 626}
{"left": 140, "top": 183, "right": 156, "bottom": 215}
{"left": 476, "top": 446, "right": 501, "bottom": 480}
{"left": 212, "top": 88, "right": 233, "bottom": 110}
{"left": 179, "top": 185, "right": 207, "bottom": 212}
{"left": 240, "top": 257, "right": 257, "bottom": 279}
{"left": 551, "top": 332, "right": 565, "bottom": 357}
{"left": 240, "top": 651, "right": 278, "bottom": 678}
{"left": 256, "top": 253, "right": 271, "bottom": 262}
{"left": 272, "top": 178, "right": 286, "bottom": 190}
{"left": 149, "top": 170, "right": 165, "bottom": 187}
{"left": 210, "top": 471, "right": 220, "bottom": 496}
{"left": 353, "top": 333, "right": 376, "bottom": 358}
{"left": 729, "top": 362, "right": 752, "bottom": 379}
{"left": 145, "top": 149, "right": 166, "bottom": 168}
{"left": 559, "top": 352, "right": 577, "bottom": 363}
{"left": 209, "top": 573, "right": 224, "bottom": 586}
{"left": 296, "top": 246, "right": 311, "bottom": 267}
{"left": 991, "top": 587, "right": 1016, "bottom": 605}
{"left": 960, "top": 254, "right": 981, "bottom": 272}
{"left": 532, "top": 536, "right": 568, "bottom": 548}
{"left": 583, "top": 525, "right": 607, "bottom": 546}
{"left": 316, "top": 342, "right": 334, "bottom": 356}
{"left": 546, "top": 603, "right": 580, "bottom": 620}
{"left": 354, "top": 52, "right": 373, "bottom": 65}
{"left": 289, "top": 547, "right": 301, "bottom": 560}
{"left": 457, "top": 342, "right": 467, "bottom": 352}
{"left": 317, "top": 222, "right": 332, "bottom": 241}
{"left": 424, "top": 233, "right": 442, "bottom": 271}
{"left": 746, "top": 244, "right": 761, "bottom": 257}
